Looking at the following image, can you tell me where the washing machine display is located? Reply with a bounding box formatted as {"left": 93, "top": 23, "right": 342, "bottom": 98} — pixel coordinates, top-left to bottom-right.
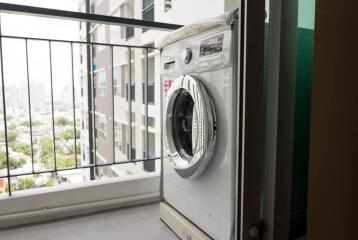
{"left": 165, "top": 75, "right": 216, "bottom": 179}
{"left": 199, "top": 34, "right": 224, "bottom": 57}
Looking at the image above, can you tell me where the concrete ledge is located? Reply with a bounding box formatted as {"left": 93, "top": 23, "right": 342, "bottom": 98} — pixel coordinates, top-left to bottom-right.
{"left": 0, "top": 174, "right": 160, "bottom": 229}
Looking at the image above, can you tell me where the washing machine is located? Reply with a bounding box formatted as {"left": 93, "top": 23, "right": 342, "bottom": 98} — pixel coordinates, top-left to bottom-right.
{"left": 159, "top": 10, "right": 240, "bottom": 240}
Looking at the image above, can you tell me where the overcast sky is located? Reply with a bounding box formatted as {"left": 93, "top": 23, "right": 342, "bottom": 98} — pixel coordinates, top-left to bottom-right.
{"left": 0, "top": 0, "right": 81, "bottom": 101}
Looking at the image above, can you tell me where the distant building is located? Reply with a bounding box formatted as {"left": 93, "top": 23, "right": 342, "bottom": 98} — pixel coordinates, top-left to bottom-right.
{"left": 20, "top": 81, "right": 46, "bottom": 111}
{"left": 5, "top": 85, "right": 20, "bottom": 111}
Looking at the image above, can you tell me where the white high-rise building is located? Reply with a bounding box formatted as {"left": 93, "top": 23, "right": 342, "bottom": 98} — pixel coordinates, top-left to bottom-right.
{"left": 78, "top": 0, "right": 237, "bottom": 180}
{"left": 20, "top": 81, "right": 46, "bottom": 111}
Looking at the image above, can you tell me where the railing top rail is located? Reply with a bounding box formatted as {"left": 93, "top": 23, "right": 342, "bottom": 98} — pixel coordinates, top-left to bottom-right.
{"left": 1, "top": 34, "right": 158, "bottom": 49}
{"left": 0, "top": 3, "right": 182, "bottom": 31}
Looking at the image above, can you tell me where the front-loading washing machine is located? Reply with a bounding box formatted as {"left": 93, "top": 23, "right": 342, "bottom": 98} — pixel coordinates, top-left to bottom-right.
{"left": 159, "top": 10, "right": 240, "bottom": 240}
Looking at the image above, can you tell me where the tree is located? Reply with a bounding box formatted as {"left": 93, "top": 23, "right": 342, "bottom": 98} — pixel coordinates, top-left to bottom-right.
{"left": 0, "top": 152, "right": 26, "bottom": 170}
{"left": 8, "top": 123, "right": 16, "bottom": 131}
{"left": 68, "top": 143, "right": 80, "bottom": 155}
{"left": 16, "top": 177, "right": 35, "bottom": 190}
{"left": 39, "top": 137, "right": 54, "bottom": 161}
{"left": 9, "top": 142, "right": 35, "bottom": 156}
{"left": 4, "top": 182, "right": 16, "bottom": 193}
{"left": 56, "top": 155, "right": 75, "bottom": 168}
{"left": 0, "top": 131, "right": 17, "bottom": 142}
{"left": 55, "top": 117, "right": 72, "bottom": 126}
{"left": 19, "top": 120, "right": 42, "bottom": 127}
{"left": 44, "top": 179, "right": 54, "bottom": 187}
{"left": 58, "top": 129, "right": 74, "bottom": 140}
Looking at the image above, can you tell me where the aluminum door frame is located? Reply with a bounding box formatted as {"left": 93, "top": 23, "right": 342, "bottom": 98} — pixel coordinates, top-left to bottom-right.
{"left": 237, "top": 0, "right": 266, "bottom": 239}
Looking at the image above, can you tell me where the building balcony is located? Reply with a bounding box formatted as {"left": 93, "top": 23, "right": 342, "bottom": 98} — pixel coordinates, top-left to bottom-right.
{"left": 0, "top": 2, "right": 182, "bottom": 236}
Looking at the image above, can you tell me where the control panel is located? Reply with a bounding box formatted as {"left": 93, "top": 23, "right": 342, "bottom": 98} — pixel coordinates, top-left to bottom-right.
{"left": 199, "top": 34, "right": 224, "bottom": 57}
{"left": 161, "top": 28, "right": 232, "bottom": 75}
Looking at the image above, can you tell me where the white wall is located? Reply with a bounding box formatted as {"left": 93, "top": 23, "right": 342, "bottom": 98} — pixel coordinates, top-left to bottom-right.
{"left": 0, "top": 174, "right": 160, "bottom": 229}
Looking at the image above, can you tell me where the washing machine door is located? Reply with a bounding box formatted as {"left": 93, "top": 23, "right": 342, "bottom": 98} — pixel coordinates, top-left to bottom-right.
{"left": 165, "top": 75, "right": 216, "bottom": 178}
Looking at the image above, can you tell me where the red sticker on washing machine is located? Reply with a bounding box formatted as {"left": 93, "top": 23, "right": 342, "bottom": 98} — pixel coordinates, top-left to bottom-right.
{"left": 164, "top": 79, "right": 173, "bottom": 92}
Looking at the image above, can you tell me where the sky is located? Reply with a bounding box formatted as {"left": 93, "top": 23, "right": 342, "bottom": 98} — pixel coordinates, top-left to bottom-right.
{"left": 0, "top": 0, "right": 81, "bottom": 101}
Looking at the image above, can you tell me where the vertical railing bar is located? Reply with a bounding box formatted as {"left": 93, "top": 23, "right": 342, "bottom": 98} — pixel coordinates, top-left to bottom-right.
{"left": 91, "top": 43, "right": 97, "bottom": 167}
{"left": 70, "top": 42, "right": 78, "bottom": 168}
{"left": 145, "top": 48, "right": 149, "bottom": 159}
{"left": 48, "top": 41, "right": 57, "bottom": 171}
{"left": 0, "top": 16, "right": 12, "bottom": 196}
{"left": 111, "top": 46, "right": 115, "bottom": 163}
{"left": 25, "top": 39, "right": 35, "bottom": 173}
{"left": 128, "top": 47, "right": 132, "bottom": 162}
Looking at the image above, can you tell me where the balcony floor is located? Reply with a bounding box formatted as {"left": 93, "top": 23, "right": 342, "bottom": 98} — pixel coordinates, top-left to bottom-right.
{"left": 0, "top": 203, "right": 179, "bottom": 240}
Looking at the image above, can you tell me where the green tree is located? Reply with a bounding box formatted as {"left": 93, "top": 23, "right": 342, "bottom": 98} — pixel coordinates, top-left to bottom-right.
{"left": 43, "top": 154, "right": 75, "bottom": 169}
{"left": 68, "top": 143, "right": 80, "bottom": 155}
{"left": 0, "top": 131, "right": 17, "bottom": 142}
{"left": 39, "top": 137, "right": 53, "bottom": 161}
{"left": 16, "top": 177, "right": 35, "bottom": 190}
{"left": 56, "top": 145, "right": 65, "bottom": 155}
{"left": 44, "top": 179, "right": 54, "bottom": 187}
{"left": 4, "top": 182, "right": 16, "bottom": 193}
{"left": 0, "top": 152, "right": 26, "bottom": 170}
{"left": 55, "top": 117, "right": 72, "bottom": 126}
{"left": 56, "top": 155, "right": 75, "bottom": 168}
{"left": 9, "top": 142, "right": 35, "bottom": 156}
{"left": 58, "top": 129, "right": 74, "bottom": 140}
{"left": 8, "top": 123, "right": 16, "bottom": 131}
{"left": 19, "top": 120, "right": 42, "bottom": 127}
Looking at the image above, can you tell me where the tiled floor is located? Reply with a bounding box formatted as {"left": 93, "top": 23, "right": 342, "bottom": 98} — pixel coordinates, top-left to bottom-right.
{"left": 0, "top": 203, "right": 179, "bottom": 240}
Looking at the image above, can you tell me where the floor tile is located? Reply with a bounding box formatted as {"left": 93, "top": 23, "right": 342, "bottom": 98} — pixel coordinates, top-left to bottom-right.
{"left": 0, "top": 225, "right": 45, "bottom": 240}
{"left": 0, "top": 203, "right": 178, "bottom": 240}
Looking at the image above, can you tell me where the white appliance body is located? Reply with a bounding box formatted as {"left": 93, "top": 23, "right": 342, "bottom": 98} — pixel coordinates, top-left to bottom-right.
{"left": 161, "top": 23, "right": 239, "bottom": 240}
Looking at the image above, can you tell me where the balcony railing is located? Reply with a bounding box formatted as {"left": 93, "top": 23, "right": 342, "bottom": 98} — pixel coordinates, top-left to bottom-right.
{"left": 0, "top": 3, "right": 182, "bottom": 196}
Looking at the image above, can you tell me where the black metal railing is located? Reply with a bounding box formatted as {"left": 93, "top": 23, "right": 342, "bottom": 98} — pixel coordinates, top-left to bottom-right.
{"left": 0, "top": 3, "right": 182, "bottom": 196}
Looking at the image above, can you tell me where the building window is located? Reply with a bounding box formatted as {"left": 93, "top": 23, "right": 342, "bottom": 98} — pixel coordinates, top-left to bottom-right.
{"left": 121, "top": 65, "right": 126, "bottom": 97}
{"left": 95, "top": 115, "right": 107, "bottom": 142}
{"left": 143, "top": 160, "right": 155, "bottom": 172}
{"left": 143, "top": 131, "right": 156, "bottom": 172}
{"left": 142, "top": 55, "right": 155, "bottom": 104}
{"left": 143, "top": 0, "right": 154, "bottom": 20}
{"left": 142, "top": 83, "right": 155, "bottom": 104}
{"left": 148, "top": 116, "right": 155, "bottom": 127}
{"left": 126, "top": 83, "right": 135, "bottom": 101}
{"left": 94, "top": 70, "right": 106, "bottom": 97}
{"left": 90, "top": 3, "right": 95, "bottom": 14}
{"left": 119, "top": 3, "right": 135, "bottom": 40}
{"left": 143, "top": 0, "right": 154, "bottom": 32}
{"left": 127, "top": 144, "right": 136, "bottom": 160}
{"left": 131, "top": 112, "right": 136, "bottom": 123}
{"left": 113, "top": 67, "right": 120, "bottom": 96}
{"left": 95, "top": 25, "right": 106, "bottom": 52}
{"left": 126, "top": 63, "right": 135, "bottom": 101}
{"left": 126, "top": 27, "right": 135, "bottom": 40}
{"left": 164, "top": 0, "right": 172, "bottom": 12}
{"left": 114, "top": 121, "right": 123, "bottom": 152}
{"left": 143, "top": 116, "right": 155, "bottom": 127}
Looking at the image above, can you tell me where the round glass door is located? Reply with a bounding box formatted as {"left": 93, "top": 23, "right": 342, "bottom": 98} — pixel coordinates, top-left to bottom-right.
{"left": 165, "top": 75, "right": 216, "bottom": 178}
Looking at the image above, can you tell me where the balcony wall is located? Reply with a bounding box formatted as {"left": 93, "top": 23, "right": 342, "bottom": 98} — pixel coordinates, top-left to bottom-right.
{"left": 0, "top": 173, "right": 159, "bottom": 229}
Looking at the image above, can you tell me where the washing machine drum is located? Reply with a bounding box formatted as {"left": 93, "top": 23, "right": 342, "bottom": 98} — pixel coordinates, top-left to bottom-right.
{"left": 165, "top": 75, "right": 216, "bottom": 179}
